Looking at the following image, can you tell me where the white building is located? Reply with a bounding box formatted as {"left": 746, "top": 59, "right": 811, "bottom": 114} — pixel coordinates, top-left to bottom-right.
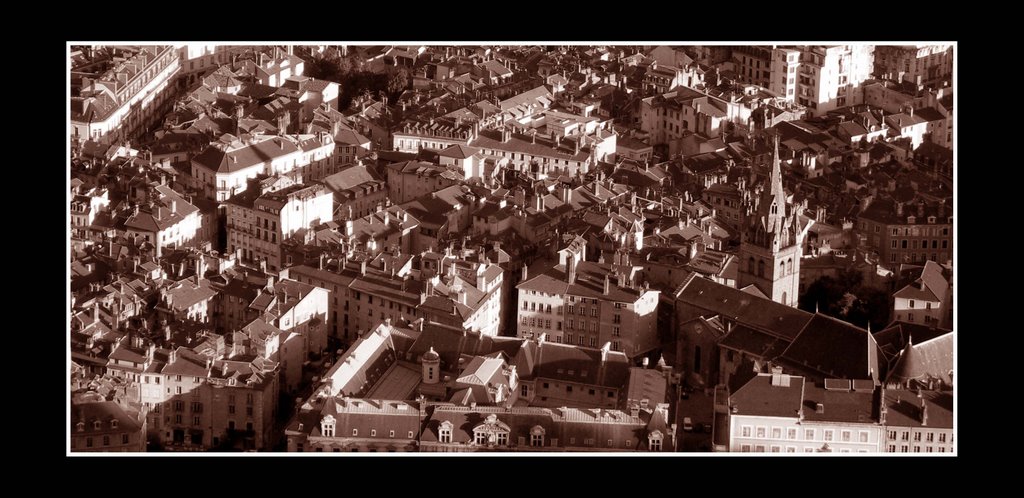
{"left": 71, "top": 45, "right": 181, "bottom": 146}
{"left": 191, "top": 133, "right": 336, "bottom": 202}
{"left": 727, "top": 372, "right": 884, "bottom": 453}
{"left": 123, "top": 185, "right": 201, "bottom": 257}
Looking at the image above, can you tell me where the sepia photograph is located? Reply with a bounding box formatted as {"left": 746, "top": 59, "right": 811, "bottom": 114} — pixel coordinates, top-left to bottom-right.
{"left": 68, "top": 42, "right": 955, "bottom": 455}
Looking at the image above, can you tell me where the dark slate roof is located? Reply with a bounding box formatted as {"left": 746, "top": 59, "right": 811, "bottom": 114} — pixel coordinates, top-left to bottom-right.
{"left": 730, "top": 373, "right": 805, "bottom": 418}
{"left": 886, "top": 333, "right": 953, "bottom": 386}
{"left": 780, "top": 314, "right": 880, "bottom": 382}
{"left": 675, "top": 276, "right": 812, "bottom": 340}
{"left": 882, "top": 389, "right": 952, "bottom": 429}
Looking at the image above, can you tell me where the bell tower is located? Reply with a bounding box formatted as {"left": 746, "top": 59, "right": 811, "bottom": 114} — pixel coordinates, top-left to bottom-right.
{"left": 738, "top": 135, "right": 806, "bottom": 307}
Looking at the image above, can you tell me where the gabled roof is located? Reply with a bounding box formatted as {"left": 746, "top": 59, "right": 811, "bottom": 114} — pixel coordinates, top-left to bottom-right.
{"left": 886, "top": 332, "right": 953, "bottom": 386}
{"left": 730, "top": 373, "right": 805, "bottom": 418}
{"left": 780, "top": 313, "right": 880, "bottom": 382}
{"left": 675, "top": 276, "right": 812, "bottom": 340}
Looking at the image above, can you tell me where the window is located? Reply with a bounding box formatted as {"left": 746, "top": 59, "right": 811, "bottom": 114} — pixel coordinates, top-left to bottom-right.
{"left": 439, "top": 421, "right": 453, "bottom": 444}
{"left": 742, "top": 426, "right": 752, "bottom": 438}
{"left": 755, "top": 445, "right": 765, "bottom": 453}
{"left": 122, "top": 434, "right": 129, "bottom": 445}
{"left": 371, "top": 430, "right": 377, "bottom": 437}
{"left": 111, "top": 419, "right": 119, "bottom": 429}
{"left": 756, "top": 427, "right": 766, "bottom": 438}
{"left": 352, "top": 429, "right": 358, "bottom": 436}
{"left": 741, "top": 444, "right": 751, "bottom": 452}
{"left": 860, "top": 431, "right": 869, "bottom": 443}
{"left": 87, "top": 437, "right": 93, "bottom": 448}
{"left": 888, "top": 430, "right": 897, "bottom": 440}
{"left": 390, "top": 430, "right": 395, "bottom": 438}
{"left": 824, "top": 430, "right": 834, "bottom": 442}
{"left": 530, "top": 426, "right": 545, "bottom": 447}
{"left": 193, "top": 416, "right": 200, "bottom": 426}
{"left": 648, "top": 431, "right": 663, "bottom": 451}
{"left": 914, "top": 432, "right": 922, "bottom": 442}
{"left": 771, "top": 446, "right": 780, "bottom": 453}
{"left": 841, "top": 431, "right": 851, "bottom": 442}
{"left": 902, "top": 431, "right": 910, "bottom": 441}
{"left": 771, "top": 427, "right": 782, "bottom": 439}
{"left": 939, "top": 433, "right": 947, "bottom": 443}
{"left": 787, "top": 428, "right": 797, "bottom": 440}
{"left": 103, "top": 435, "right": 110, "bottom": 446}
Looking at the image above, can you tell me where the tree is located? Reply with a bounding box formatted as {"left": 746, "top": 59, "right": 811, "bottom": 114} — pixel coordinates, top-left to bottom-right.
{"left": 386, "top": 67, "right": 410, "bottom": 97}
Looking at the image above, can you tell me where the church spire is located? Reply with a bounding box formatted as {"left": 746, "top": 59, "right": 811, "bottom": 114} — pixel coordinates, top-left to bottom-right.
{"left": 770, "top": 133, "right": 784, "bottom": 200}
{"left": 754, "top": 132, "right": 788, "bottom": 236}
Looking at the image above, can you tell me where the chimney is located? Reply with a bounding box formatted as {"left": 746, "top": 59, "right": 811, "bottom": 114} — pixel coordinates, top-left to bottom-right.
{"left": 600, "top": 342, "right": 610, "bottom": 362}
{"left": 920, "top": 398, "right": 928, "bottom": 426}
{"left": 521, "top": 265, "right": 528, "bottom": 282}
{"left": 360, "top": 260, "right": 367, "bottom": 276}
{"left": 815, "top": 402, "right": 824, "bottom": 414}
{"left": 566, "top": 256, "right": 577, "bottom": 284}
{"left": 603, "top": 275, "right": 610, "bottom": 295}
{"left": 319, "top": 253, "right": 326, "bottom": 270}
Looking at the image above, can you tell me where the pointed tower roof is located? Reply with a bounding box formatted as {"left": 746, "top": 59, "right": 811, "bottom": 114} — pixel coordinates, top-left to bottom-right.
{"left": 756, "top": 134, "right": 788, "bottom": 233}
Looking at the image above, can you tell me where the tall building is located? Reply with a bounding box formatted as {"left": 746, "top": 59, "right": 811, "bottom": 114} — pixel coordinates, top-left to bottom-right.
{"left": 874, "top": 44, "right": 953, "bottom": 89}
{"left": 71, "top": 45, "right": 181, "bottom": 148}
{"left": 738, "top": 137, "right": 808, "bottom": 307}
{"left": 516, "top": 238, "right": 660, "bottom": 357}
{"left": 225, "top": 180, "right": 333, "bottom": 272}
{"left": 765, "top": 45, "right": 874, "bottom": 116}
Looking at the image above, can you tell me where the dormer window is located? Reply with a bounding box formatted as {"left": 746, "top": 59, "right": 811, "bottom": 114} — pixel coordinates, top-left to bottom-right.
{"left": 321, "top": 414, "right": 335, "bottom": 438}
{"left": 907, "top": 216, "right": 916, "bottom": 224}
{"left": 530, "top": 425, "right": 546, "bottom": 447}
{"left": 93, "top": 421, "right": 101, "bottom": 430}
{"left": 438, "top": 420, "right": 453, "bottom": 444}
{"left": 649, "top": 430, "right": 664, "bottom": 452}
{"left": 76, "top": 422, "right": 85, "bottom": 432}
{"left": 110, "top": 419, "right": 118, "bottom": 429}
{"left": 927, "top": 216, "right": 936, "bottom": 224}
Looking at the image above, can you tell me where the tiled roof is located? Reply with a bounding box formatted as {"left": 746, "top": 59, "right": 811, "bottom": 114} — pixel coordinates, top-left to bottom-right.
{"left": 730, "top": 373, "right": 805, "bottom": 418}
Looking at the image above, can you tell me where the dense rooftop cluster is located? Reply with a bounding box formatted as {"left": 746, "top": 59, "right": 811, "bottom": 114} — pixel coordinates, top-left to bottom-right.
{"left": 69, "top": 43, "right": 953, "bottom": 454}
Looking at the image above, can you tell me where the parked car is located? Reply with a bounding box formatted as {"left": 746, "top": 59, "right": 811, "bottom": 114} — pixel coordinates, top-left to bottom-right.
{"left": 683, "top": 417, "right": 694, "bottom": 432}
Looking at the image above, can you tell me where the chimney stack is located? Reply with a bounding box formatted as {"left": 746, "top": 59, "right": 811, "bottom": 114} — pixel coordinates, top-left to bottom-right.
{"left": 920, "top": 398, "right": 928, "bottom": 426}
{"left": 521, "top": 265, "right": 528, "bottom": 282}
{"left": 815, "top": 403, "right": 824, "bottom": 414}
{"left": 603, "top": 274, "right": 610, "bottom": 295}
{"left": 566, "top": 256, "right": 577, "bottom": 284}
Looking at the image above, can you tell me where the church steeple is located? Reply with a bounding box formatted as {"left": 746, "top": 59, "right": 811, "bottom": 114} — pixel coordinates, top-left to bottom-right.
{"left": 758, "top": 133, "right": 788, "bottom": 235}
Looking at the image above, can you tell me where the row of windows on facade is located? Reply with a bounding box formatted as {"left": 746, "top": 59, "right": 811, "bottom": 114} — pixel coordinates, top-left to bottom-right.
{"left": 521, "top": 301, "right": 626, "bottom": 318}
{"left": 76, "top": 419, "right": 120, "bottom": 431}
{"left": 320, "top": 425, "right": 414, "bottom": 439}
{"left": 886, "top": 430, "right": 950, "bottom": 443}
{"left": 740, "top": 426, "right": 870, "bottom": 443}
{"left": 525, "top": 291, "right": 611, "bottom": 307}
{"left": 519, "top": 330, "right": 618, "bottom": 351}
{"left": 434, "top": 429, "right": 661, "bottom": 450}
{"left": 887, "top": 445, "right": 950, "bottom": 453}
{"left": 536, "top": 382, "right": 616, "bottom": 398}
{"left": 865, "top": 223, "right": 950, "bottom": 236}
{"left": 889, "top": 252, "right": 946, "bottom": 264}
{"left": 741, "top": 445, "right": 869, "bottom": 453}
{"left": 169, "top": 400, "right": 254, "bottom": 415}
{"left": 520, "top": 316, "right": 622, "bottom": 338}
{"left": 891, "top": 238, "right": 948, "bottom": 250}
{"left": 72, "top": 433, "right": 131, "bottom": 448}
